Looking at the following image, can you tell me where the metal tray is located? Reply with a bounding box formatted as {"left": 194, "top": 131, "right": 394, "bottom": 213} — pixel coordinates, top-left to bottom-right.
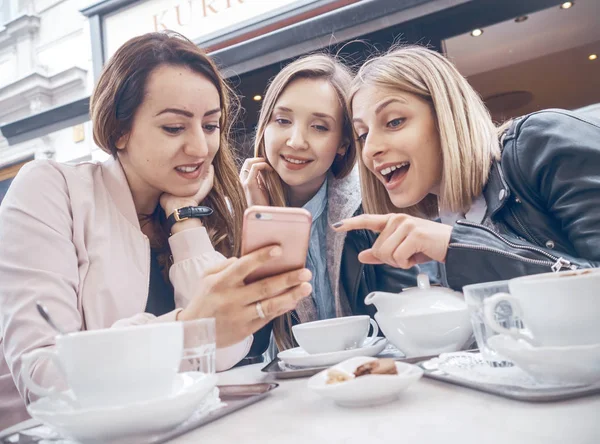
{"left": 0, "top": 383, "right": 278, "bottom": 444}
{"left": 419, "top": 361, "right": 600, "bottom": 402}
{"left": 261, "top": 346, "right": 442, "bottom": 379}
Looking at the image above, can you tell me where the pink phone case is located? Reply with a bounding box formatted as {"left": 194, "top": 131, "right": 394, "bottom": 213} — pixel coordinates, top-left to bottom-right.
{"left": 241, "top": 206, "right": 312, "bottom": 284}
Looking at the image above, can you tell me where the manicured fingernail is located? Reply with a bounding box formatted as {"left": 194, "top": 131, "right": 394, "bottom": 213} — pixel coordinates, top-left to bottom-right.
{"left": 270, "top": 246, "right": 282, "bottom": 257}
{"left": 298, "top": 269, "right": 312, "bottom": 281}
{"left": 332, "top": 221, "right": 343, "bottom": 228}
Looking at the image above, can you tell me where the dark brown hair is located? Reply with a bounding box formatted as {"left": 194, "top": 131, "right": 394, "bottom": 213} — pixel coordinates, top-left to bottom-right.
{"left": 91, "top": 31, "right": 246, "bottom": 262}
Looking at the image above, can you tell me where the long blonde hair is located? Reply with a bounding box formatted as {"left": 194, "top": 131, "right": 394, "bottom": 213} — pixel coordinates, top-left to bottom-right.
{"left": 253, "top": 54, "right": 356, "bottom": 350}
{"left": 254, "top": 53, "right": 356, "bottom": 207}
{"left": 350, "top": 45, "right": 500, "bottom": 217}
{"left": 91, "top": 32, "right": 245, "bottom": 260}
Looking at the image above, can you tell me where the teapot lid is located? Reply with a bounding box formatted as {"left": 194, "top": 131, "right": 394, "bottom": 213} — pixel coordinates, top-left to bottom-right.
{"left": 403, "top": 274, "right": 464, "bottom": 298}
{"left": 363, "top": 273, "right": 466, "bottom": 315}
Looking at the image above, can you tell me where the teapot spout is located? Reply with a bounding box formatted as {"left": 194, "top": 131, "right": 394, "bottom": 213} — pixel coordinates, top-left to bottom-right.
{"left": 364, "top": 290, "right": 407, "bottom": 313}
{"left": 364, "top": 291, "right": 378, "bottom": 306}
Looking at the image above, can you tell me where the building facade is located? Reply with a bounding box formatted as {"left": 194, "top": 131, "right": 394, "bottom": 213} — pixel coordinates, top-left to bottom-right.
{"left": 0, "top": 0, "right": 102, "bottom": 203}
{"left": 1, "top": 0, "right": 598, "bottom": 205}
{"left": 0, "top": 0, "right": 99, "bottom": 162}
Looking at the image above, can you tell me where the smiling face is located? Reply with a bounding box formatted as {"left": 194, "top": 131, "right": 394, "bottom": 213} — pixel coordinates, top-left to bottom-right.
{"left": 116, "top": 64, "right": 221, "bottom": 212}
{"left": 264, "top": 77, "right": 347, "bottom": 204}
{"left": 351, "top": 85, "right": 443, "bottom": 209}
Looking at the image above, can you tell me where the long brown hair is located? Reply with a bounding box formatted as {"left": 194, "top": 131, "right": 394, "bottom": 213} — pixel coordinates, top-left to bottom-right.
{"left": 253, "top": 54, "right": 356, "bottom": 350}
{"left": 350, "top": 45, "right": 500, "bottom": 218}
{"left": 91, "top": 32, "right": 245, "bottom": 266}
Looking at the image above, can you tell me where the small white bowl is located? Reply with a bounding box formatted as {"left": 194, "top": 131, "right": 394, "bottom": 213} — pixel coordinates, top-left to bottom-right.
{"left": 307, "top": 356, "right": 423, "bottom": 407}
{"left": 488, "top": 335, "right": 600, "bottom": 386}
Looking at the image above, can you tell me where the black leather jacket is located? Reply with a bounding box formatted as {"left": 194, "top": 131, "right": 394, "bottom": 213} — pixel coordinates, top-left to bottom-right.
{"left": 445, "top": 109, "right": 600, "bottom": 290}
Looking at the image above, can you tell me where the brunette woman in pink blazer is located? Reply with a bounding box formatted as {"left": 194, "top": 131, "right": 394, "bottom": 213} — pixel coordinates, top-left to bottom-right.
{"left": 0, "top": 32, "right": 312, "bottom": 428}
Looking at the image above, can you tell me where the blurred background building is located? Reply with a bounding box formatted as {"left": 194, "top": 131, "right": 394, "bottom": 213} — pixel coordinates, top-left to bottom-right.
{"left": 1, "top": 0, "right": 599, "bottom": 204}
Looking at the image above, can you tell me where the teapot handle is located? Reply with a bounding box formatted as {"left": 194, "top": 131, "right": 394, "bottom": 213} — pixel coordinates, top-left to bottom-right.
{"left": 363, "top": 319, "right": 380, "bottom": 347}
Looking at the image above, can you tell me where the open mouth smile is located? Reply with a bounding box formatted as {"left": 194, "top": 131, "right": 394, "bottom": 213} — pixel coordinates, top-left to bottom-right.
{"left": 281, "top": 155, "right": 313, "bottom": 170}
{"left": 376, "top": 161, "right": 410, "bottom": 190}
{"left": 174, "top": 163, "right": 204, "bottom": 179}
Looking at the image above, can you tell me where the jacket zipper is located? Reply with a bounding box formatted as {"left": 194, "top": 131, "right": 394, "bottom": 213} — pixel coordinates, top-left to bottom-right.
{"left": 509, "top": 206, "right": 541, "bottom": 247}
{"left": 291, "top": 310, "right": 300, "bottom": 324}
{"left": 451, "top": 220, "right": 577, "bottom": 272}
{"left": 351, "top": 263, "right": 365, "bottom": 303}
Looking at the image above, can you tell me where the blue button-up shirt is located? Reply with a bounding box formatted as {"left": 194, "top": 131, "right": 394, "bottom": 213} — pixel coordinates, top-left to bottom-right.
{"left": 302, "top": 178, "right": 336, "bottom": 320}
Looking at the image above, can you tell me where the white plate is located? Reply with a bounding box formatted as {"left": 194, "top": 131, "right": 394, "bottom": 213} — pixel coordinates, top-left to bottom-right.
{"left": 307, "top": 356, "right": 423, "bottom": 407}
{"left": 278, "top": 338, "right": 388, "bottom": 368}
{"left": 27, "top": 372, "right": 218, "bottom": 443}
{"left": 488, "top": 335, "right": 600, "bottom": 386}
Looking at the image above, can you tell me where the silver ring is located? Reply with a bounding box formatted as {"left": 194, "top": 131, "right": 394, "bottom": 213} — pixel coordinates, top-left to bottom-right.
{"left": 255, "top": 301, "right": 266, "bottom": 319}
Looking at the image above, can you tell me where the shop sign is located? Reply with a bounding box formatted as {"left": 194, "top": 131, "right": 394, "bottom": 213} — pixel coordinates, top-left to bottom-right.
{"left": 103, "top": 0, "right": 319, "bottom": 58}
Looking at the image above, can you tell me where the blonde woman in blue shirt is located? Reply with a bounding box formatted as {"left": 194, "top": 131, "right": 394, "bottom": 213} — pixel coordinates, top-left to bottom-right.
{"left": 240, "top": 54, "right": 429, "bottom": 355}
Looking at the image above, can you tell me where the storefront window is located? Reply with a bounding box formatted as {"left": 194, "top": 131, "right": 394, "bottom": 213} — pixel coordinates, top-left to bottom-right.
{"left": 0, "top": 0, "right": 14, "bottom": 27}
{"left": 0, "top": 160, "right": 28, "bottom": 206}
{"left": 0, "top": 121, "right": 103, "bottom": 206}
{"left": 0, "top": 177, "right": 12, "bottom": 205}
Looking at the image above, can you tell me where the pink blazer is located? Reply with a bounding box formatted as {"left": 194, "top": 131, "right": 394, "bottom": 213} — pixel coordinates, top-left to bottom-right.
{"left": 0, "top": 157, "right": 252, "bottom": 429}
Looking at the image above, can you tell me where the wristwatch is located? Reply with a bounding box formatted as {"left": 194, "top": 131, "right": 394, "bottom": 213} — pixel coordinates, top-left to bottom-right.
{"left": 167, "top": 206, "right": 213, "bottom": 233}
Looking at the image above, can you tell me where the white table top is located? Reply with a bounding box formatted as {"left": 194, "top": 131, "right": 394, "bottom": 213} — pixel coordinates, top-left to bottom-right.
{"left": 172, "top": 363, "right": 600, "bottom": 444}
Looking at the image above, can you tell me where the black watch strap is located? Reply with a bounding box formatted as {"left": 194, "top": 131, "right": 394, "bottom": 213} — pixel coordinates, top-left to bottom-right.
{"left": 167, "top": 206, "right": 213, "bottom": 233}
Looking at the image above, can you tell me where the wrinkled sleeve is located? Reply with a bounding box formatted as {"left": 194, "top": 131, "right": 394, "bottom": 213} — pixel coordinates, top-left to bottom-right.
{"left": 114, "top": 227, "right": 253, "bottom": 371}
{"left": 169, "top": 228, "right": 252, "bottom": 371}
{"left": 0, "top": 161, "right": 82, "bottom": 402}
{"left": 446, "top": 111, "right": 600, "bottom": 290}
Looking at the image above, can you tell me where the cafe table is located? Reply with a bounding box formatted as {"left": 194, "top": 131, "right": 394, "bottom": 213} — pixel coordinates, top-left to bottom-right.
{"left": 171, "top": 363, "right": 600, "bottom": 444}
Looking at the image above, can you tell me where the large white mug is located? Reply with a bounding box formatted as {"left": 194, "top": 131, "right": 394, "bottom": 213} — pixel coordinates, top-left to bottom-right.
{"left": 292, "top": 315, "right": 379, "bottom": 354}
{"left": 483, "top": 269, "right": 600, "bottom": 347}
{"left": 21, "top": 322, "right": 183, "bottom": 407}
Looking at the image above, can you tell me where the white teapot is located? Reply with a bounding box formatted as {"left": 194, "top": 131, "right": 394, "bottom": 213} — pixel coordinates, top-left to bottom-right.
{"left": 365, "top": 274, "right": 472, "bottom": 357}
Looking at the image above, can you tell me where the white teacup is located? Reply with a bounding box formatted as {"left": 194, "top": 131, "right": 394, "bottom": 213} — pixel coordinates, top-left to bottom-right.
{"left": 292, "top": 316, "right": 379, "bottom": 354}
{"left": 21, "top": 322, "right": 183, "bottom": 407}
{"left": 483, "top": 269, "right": 600, "bottom": 347}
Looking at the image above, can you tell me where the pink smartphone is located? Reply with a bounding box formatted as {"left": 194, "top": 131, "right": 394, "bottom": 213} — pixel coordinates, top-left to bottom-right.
{"left": 241, "top": 205, "right": 312, "bottom": 284}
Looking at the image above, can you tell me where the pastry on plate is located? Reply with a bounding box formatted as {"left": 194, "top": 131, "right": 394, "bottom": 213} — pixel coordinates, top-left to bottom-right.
{"left": 354, "top": 358, "right": 398, "bottom": 377}
{"left": 326, "top": 368, "right": 354, "bottom": 385}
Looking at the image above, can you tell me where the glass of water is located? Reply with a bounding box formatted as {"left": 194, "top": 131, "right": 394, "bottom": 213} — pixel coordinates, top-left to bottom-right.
{"left": 179, "top": 318, "right": 216, "bottom": 374}
{"left": 463, "top": 280, "right": 524, "bottom": 367}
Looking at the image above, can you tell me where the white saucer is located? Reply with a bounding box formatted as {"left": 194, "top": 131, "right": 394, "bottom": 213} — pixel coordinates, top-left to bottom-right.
{"left": 278, "top": 338, "right": 387, "bottom": 368}
{"left": 488, "top": 335, "right": 600, "bottom": 386}
{"left": 27, "top": 372, "right": 218, "bottom": 442}
{"left": 308, "top": 356, "right": 423, "bottom": 407}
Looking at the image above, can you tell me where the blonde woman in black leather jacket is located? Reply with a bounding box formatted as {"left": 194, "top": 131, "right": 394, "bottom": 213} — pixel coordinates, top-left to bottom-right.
{"left": 333, "top": 45, "right": 600, "bottom": 290}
